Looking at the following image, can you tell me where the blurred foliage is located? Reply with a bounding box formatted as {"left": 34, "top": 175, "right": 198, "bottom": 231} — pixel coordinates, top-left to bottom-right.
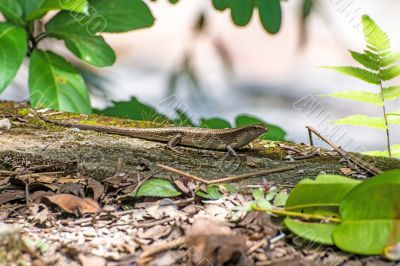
{"left": 94, "top": 96, "right": 287, "bottom": 141}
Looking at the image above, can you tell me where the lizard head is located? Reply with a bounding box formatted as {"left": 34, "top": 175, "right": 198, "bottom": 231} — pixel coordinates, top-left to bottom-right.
{"left": 235, "top": 124, "right": 268, "bottom": 148}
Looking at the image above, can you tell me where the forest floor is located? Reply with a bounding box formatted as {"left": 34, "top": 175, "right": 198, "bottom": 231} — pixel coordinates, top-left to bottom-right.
{"left": 1, "top": 102, "right": 400, "bottom": 266}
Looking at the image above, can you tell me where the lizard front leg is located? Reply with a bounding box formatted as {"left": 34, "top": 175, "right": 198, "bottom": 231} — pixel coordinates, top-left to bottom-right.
{"left": 226, "top": 144, "right": 238, "bottom": 157}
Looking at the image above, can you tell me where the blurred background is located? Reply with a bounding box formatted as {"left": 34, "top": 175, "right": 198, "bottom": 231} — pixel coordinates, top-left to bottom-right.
{"left": 2, "top": 0, "right": 400, "bottom": 152}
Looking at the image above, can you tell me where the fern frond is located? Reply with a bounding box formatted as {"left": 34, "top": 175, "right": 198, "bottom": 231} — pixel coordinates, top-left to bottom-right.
{"left": 381, "top": 52, "right": 400, "bottom": 67}
{"left": 363, "top": 144, "right": 400, "bottom": 158}
{"left": 388, "top": 114, "right": 400, "bottom": 125}
{"left": 350, "top": 51, "right": 379, "bottom": 70}
{"left": 383, "top": 86, "right": 400, "bottom": 100}
{"left": 323, "top": 66, "right": 380, "bottom": 84}
{"left": 320, "top": 91, "right": 382, "bottom": 105}
{"left": 362, "top": 15, "right": 391, "bottom": 53}
{"left": 380, "top": 65, "right": 400, "bottom": 81}
{"left": 335, "top": 114, "right": 387, "bottom": 129}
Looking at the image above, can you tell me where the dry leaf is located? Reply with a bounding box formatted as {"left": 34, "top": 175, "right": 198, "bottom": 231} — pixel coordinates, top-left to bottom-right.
{"left": 187, "top": 218, "right": 248, "bottom": 266}
{"left": 87, "top": 178, "right": 104, "bottom": 201}
{"left": 43, "top": 194, "right": 101, "bottom": 215}
{"left": 0, "top": 190, "right": 25, "bottom": 204}
{"left": 340, "top": 168, "right": 354, "bottom": 176}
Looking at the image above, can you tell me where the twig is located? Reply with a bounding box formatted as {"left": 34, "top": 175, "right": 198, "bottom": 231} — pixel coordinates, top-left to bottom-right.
{"left": 157, "top": 164, "right": 297, "bottom": 185}
{"left": 306, "top": 126, "right": 382, "bottom": 175}
{"left": 139, "top": 236, "right": 186, "bottom": 259}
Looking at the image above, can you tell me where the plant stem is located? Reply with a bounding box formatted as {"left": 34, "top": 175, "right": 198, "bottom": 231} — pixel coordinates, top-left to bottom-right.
{"left": 378, "top": 68, "right": 392, "bottom": 157}
{"left": 253, "top": 206, "right": 342, "bottom": 223}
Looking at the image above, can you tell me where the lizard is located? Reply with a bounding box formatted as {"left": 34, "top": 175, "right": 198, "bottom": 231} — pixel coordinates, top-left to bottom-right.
{"left": 40, "top": 116, "right": 268, "bottom": 156}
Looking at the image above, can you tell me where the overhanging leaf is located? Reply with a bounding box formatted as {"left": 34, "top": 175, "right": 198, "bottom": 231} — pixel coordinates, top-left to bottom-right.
{"left": 200, "top": 118, "right": 231, "bottom": 129}
{"left": 235, "top": 114, "right": 287, "bottom": 141}
{"left": 25, "top": 0, "right": 89, "bottom": 20}
{"left": 0, "top": 0, "right": 24, "bottom": 25}
{"left": 335, "top": 115, "right": 387, "bottom": 129}
{"left": 320, "top": 90, "right": 382, "bottom": 106}
{"left": 257, "top": 0, "right": 281, "bottom": 34}
{"left": 284, "top": 218, "right": 337, "bottom": 245}
{"left": 323, "top": 66, "right": 380, "bottom": 85}
{"left": 212, "top": 0, "right": 229, "bottom": 11}
{"left": 90, "top": 0, "right": 155, "bottom": 33}
{"left": 362, "top": 15, "right": 391, "bottom": 53}
{"left": 333, "top": 170, "right": 400, "bottom": 255}
{"left": 0, "top": 23, "right": 27, "bottom": 94}
{"left": 132, "top": 179, "right": 181, "bottom": 198}
{"left": 28, "top": 50, "right": 91, "bottom": 114}
{"left": 363, "top": 144, "right": 400, "bottom": 158}
{"left": 229, "top": 0, "right": 254, "bottom": 26}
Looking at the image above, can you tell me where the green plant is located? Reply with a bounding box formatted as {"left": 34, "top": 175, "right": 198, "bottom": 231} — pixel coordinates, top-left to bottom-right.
{"left": 0, "top": 0, "right": 155, "bottom": 114}
{"left": 254, "top": 170, "right": 400, "bottom": 257}
{"left": 322, "top": 15, "right": 400, "bottom": 157}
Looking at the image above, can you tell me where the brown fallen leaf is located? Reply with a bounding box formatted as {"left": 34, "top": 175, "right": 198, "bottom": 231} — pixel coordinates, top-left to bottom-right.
{"left": 187, "top": 218, "right": 248, "bottom": 266}
{"left": 42, "top": 194, "right": 101, "bottom": 215}
{"left": 0, "top": 190, "right": 25, "bottom": 204}
{"left": 340, "top": 168, "right": 354, "bottom": 176}
{"left": 87, "top": 178, "right": 104, "bottom": 201}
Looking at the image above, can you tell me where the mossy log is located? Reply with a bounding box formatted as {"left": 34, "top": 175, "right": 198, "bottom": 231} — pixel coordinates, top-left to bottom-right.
{"left": 1, "top": 102, "right": 399, "bottom": 186}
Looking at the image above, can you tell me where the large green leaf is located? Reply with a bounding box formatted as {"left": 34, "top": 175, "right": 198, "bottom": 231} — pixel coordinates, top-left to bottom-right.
{"left": 335, "top": 114, "right": 387, "bottom": 129}
{"left": 0, "top": 23, "right": 27, "bottom": 94}
{"left": 284, "top": 218, "right": 337, "bottom": 245}
{"left": 285, "top": 175, "right": 360, "bottom": 212}
{"left": 257, "top": 0, "right": 281, "bottom": 34}
{"left": 28, "top": 50, "right": 91, "bottom": 114}
{"left": 323, "top": 66, "right": 380, "bottom": 85}
{"left": 235, "top": 114, "right": 287, "bottom": 141}
{"left": 380, "top": 65, "right": 400, "bottom": 81}
{"left": 46, "top": 15, "right": 115, "bottom": 67}
{"left": 25, "top": 0, "right": 89, "bottom": 20}
{"left": 349, "top": 51, "right": 379, "bottom": 71}
{"left": 383, "top": 86, "right": 400, "bottom": 100}
{"left": 132, "top": 179, "right": 181, "bottom": 198}
{"left": 320, "top": 90, "right": 382, "bottom": 106}
{"left": 89, "top": 0, "right": 155, "bottom": 33}
{"left": 18, "top": 0, "right": 44, "bottom": 17}
{"left": 229, "top": 0, "right": 254, "bottom": 26}
{"left": 333, "top": 170, "right": 400, "bottom": 255}
{"left": 0, "top": 0, "right": 24, "bottom": 25}
{"left": 362, "top": 15, "right": 391, "bottom": 53}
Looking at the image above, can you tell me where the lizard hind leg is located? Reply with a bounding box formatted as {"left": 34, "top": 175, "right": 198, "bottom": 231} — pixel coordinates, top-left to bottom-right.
{"left": 166, "top": 133, "right": 183, "bottom": 154}
{"left": 226, "top": 144, "right": 238, "bottom": 157}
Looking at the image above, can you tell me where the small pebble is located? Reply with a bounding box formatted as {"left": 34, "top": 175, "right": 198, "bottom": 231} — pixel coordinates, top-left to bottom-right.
{"left": 0, "top": 118, "right": 11, "bottom": 130}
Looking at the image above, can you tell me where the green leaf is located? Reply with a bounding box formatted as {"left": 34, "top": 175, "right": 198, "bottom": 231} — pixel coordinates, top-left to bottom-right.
{"left": 333, "top": 170, "right": 400, "bottom": 255}
{"left": 381, "top": 52, "right": 400, "bottom": 67}
{"left": 380, "top": 65, "right": 400, "bottom": 81}
{"left": 383, "top": 86, "right": 400, "bottom": 100}
{"left": 285, "top": 175, "right": 360, "bottom": 212}
{"left": 64, "top": 35, "right": 115, "bottom": 67}
{"left": 320, "top": 90, "right": 382, "bottom": 106}
{"left": 196, "top": 185, "right": 222, "bottom": 200}
{"left": 173, "top": 108, "right": 196, "bottom": 127}
{"left": 90, "top": 0, "right": 155, "bottom": 33}
{"left": 229, "top": 0, "right": 254, "bottom": 26}
{"left": 284, "top": 218, "right": 337, "bottom": 245}
{"left": 349, "top": 51, "right": 379, "bottom": 71}
{"left": 388, "top": 115, "right": 400, "bottom": 125}
{"left": 212, "top": 0, "right": 229, "bottom": 11}
{"left": 235, "top": 114, "right": 287, "bottom": 141}
{"left": 0, "top": 0, "right": 24, "bottom": 25}
{"left": 252, "top": 188, "right": 264, "bottom": 200}
{"left": 362, "top": 15, "right": 391, "bottom": 53}
{"left": 132, "top": 179, "right": 181, "bottom": 197}
{"left": 257, "top": 0, "right": 281, "bottom": 34}
{"left": 25, "top": 0, "right": 89, "bottom": 20}
{"left": 302, "top": 0, "right": 313, "bottom": 18}
{"left": 28, "top": 50, "right": 91, "bottom": 114}
{"left": 363, "top": 144, "right": 400, "bottom": 158}
{"left": 253, "top": 198, "right": 272, "bottom": 209}
{"left": 323, "top": 66, "right": 380, "bottom": 85}
{"left": 94, "top": 97, "right": 172, "bottom": 122}
{"left": 0, "top": 23, "right": 27, "bottom": 94}
{"left": 18, "top": 0, "right": 44, "bottom": 17}
{"left": 335, "top": 115, "right": 387, "bottom": 129}
{"left": 273, "top": 190, "right": 288, "bottom": 207}
{"left": 46, "top": 16, "right": 116, "bottom": 67}
{"left": 200, "top": 118, "right": 232, "bottom": 129}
